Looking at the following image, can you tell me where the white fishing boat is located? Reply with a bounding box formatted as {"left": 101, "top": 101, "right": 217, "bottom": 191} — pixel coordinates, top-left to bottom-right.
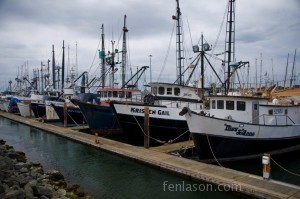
{"left": 181, "top": 0, "right": 300, "bottom": 160}
{"left": 17, "top": 101, "right": 34, "bottom": 117}
{"left": 181, "top": 96, "right": 300, "bottom": 159}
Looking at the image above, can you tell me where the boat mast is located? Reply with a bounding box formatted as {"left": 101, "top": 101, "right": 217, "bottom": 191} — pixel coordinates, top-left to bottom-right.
{"left": 173, "top": 0, "right": 184, "bottom": 85}
{"left": 41, "top": 61, "right": 44, "bottom": 94}
{"left": 290, "top": 48, "right": 297, "bottom": 87}
{"left": 62, "top": 40, "right": 65, "bottom": 90}
{"left": 224, "top": 0, "right": 235, "bottom": 95}
{"left": 100, "top": 24, "right": 105, "bottom": 88}
{"left": 121, "top": 15, "right": 128, "bottom": 87}
{"left": 110, "top": 40, "right": 116, "bottom": 88}
{"left": 52, "top": 45, "right": 56, "bottom": 90}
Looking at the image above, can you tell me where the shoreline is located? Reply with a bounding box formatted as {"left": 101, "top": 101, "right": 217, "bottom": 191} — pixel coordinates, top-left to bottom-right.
{"left": 0, "top": 139, "right": 93, "bottom": 199}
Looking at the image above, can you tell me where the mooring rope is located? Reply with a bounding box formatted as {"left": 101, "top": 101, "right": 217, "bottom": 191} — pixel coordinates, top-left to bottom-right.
{"left": 128, "top": 105, "right": 166, "bottom": 144}
{"left": 205, "top": 133, "right": 224, "bottom": 167}
{"left": 125, "top": 104, "right": 189, "bottom": 145}
{"left": 167, "top": 130, "right": 189, "bottom": 144}
{"left": 270, "top": 156, "right": 300, "bottom": 177}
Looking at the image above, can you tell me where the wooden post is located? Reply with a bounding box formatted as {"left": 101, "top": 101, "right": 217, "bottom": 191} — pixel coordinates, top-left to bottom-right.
{"left": 63, "top": 102, "right": 67, "bottom": 127}
{"left": 144, "top": 106, "right": 150, "bottom": 148}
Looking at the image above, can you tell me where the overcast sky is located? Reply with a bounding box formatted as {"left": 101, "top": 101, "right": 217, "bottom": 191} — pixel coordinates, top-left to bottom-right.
{"left": 0, "top": 0, "right": 299, "bottom": 91}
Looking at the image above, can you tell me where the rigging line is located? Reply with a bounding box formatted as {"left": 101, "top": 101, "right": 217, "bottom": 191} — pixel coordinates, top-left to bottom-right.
{"left": 186, "top": 17, "right": 193, "bottom": 49}
{"left": 270, "top": 156, "right": 300, "bottom": 177}
{"left": 157, "top": 22, "right": 176, "bottom": 82}
{"left": 205, "top": 1, "right": 229, "bottom": 80}
{"left": 88, "top": 32, "right": 102, "bottom": 74}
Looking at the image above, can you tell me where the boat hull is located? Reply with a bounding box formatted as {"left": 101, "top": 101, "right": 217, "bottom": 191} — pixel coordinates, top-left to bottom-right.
{"left": 111, "top": 102, "right": 191, "bottom": 146}
{"left": 51, "top": 104, "right": 86, "bottom": 126}
{"left": 17, "top": 102, "right": 34, "bottom": 117}
{"left": 31, "top": 102, "right": 46, "bottom": 118}
{"left": 185, "top": 112, "right": 300, "bottom": 159}
{"left": 74, "top": 100, "right": 121, "bottom": 135}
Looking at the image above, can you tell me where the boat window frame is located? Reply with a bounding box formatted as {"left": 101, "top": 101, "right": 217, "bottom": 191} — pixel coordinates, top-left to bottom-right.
{"left": 152, "top": 87, "right": 157, "bottom": 95}
{"left": 211, "top": 100, "right": 216, "bottom": 109}
{"left": 103, "top": 91, "right": 108, "bottom": 98}
{"left": 113, "top": 91, "right": 118, "bottom": 98}
{"left": 174, "top": 87, "right": 180, "bottom": 96}
{"left": 118, "top": 91, "right": 125, "bottom": 98}
{"left": 167, "top": 87, "right": 172, "bottom": 95}
{"left": 108, "top": 91, "right": 112, "bottom": 98}
{"left": 217, "top": 100, "right": 224, "bottom": 109}
{"left": 237, "top": 101, "right": 246, "bottom": 111}
{"left": 268, "top": 109, "right": 273, "bottom": 115}
{"left": 126, "top": 92, "right": 132, "bottom": 99}
{"left": 158, "top": 87, "right": 165, "bottom": 95}
{"left": 226, "top": 100, "right": 234, "bottom": 110}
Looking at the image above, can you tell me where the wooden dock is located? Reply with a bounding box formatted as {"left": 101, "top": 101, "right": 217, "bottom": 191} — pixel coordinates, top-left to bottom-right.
{"left": 1, "top": 111, "right": 300, "bottom": 199}
{"left": 151, "top": 140, "right": 194, "bottom": 153}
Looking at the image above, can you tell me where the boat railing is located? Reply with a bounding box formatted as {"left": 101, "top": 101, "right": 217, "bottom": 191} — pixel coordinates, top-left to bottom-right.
{"left": 260, "top": 114, "right": 295, "bottom": 126}
{"left": 162, "top": 101, "right": 204, "bottom": 110}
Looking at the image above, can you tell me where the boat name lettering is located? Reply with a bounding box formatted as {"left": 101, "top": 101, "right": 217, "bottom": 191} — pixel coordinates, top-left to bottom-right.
{"left": 224, "top": 123, "right": 255, "bottom": 136}
{"left": 183, "top": 93, "right": 192, "bottom": 97}
{"left": 273, "top": 108, "right": 283, "bottom": 114}
{"left": 130, "top": 108, "right": 170, "bottom": 116}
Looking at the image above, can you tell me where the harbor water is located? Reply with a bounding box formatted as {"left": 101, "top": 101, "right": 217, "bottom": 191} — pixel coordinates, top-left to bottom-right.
{"left": 0, "top": 117, "right": 244, "bottom": 199}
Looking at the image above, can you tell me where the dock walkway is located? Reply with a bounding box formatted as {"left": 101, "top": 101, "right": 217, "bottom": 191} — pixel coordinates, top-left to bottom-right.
{"left": 1, "top": 111, "right": 300, "bottom": 198}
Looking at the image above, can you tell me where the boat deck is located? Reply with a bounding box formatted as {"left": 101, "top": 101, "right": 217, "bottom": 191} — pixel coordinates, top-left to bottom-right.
{"left": 1, "top": 111, "right": 299, "bottom": 198}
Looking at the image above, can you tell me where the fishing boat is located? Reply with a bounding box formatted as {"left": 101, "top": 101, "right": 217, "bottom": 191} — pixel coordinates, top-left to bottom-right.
{"left": 110, "top": 0, "right": 205, "bottom": 146}
{"left": 72, "top": 16, "right": 146, "bottom": 135}
{"left": 17, "top": 101, "right": 34, "bottom": 117}
{"left": 181, "top": 0, "right": 300, "bottom": 160}
{"left": 111, "top": 83, "right": 204, "bottom": 145}
{"left": 181, "top": 95, "right": 300, "bottom": 159}
{"left": 72, "top": 88, "right": 143, "bottom": 134}
{"left": 50, "top": 92, "right": 100, "bottom": 126}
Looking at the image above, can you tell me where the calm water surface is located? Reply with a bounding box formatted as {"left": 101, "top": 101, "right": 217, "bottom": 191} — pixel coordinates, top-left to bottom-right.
{"left": 0, "top": 117, "right": 244, "bottom": 199}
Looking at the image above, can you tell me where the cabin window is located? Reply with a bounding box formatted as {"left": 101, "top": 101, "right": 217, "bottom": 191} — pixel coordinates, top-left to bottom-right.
{"left": 211, "top": 100, "right": 216, "bottom": 109}
{"left": 158, "top": 87, "right": 165, "bottom": 95}
{"left": 237, "top": 101, "right": 246, "bottom": 111}
{"left": 226, "top": 100, "right": 234, "bottom": 110}
{"left": 217, "top": 100, "right": 224, "bottom": 109}
{"left": 152, "top": 87, "right": 157, "bottom": 95}
{"left": 108, "top": 91, "right": 112, "bottom": 98}
{"left": 174, "top": 87, "right": 180, "bottom": 96}
{"left": 167, "top": 88, "right": 172, "bottom": 95}
{"left": 253, "top": 104, "right": 258, "bottom": 110}
{"left": 103, "top": 91, "right": 108, "bottom": 98}
{"left": 119, "top": 91, "right": 125, "bottom": 98}
{"left": 268, "top": 110, "right": 273, "bottom": 115}
{"left": 126, "top": 92, "right": 132, "bottom": 99}
{"left": 113, "top": 91, "right": 118, "bottom": 98}
{"left": 285, "top": 109, "right": 288, "bottom": 115}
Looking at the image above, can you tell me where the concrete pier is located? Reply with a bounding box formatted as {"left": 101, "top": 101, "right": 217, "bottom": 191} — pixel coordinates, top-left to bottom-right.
{"left": 1, "top": 111, "right": 300, "bottom": 198}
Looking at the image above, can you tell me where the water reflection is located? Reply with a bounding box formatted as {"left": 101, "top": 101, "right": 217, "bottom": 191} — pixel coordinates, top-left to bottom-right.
{"left": 0, "top": 117, "right": 243, "bottom": 199}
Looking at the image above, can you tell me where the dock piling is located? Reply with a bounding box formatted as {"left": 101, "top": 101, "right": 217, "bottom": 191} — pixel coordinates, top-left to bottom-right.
{"left": 144, "top": 106, "right": 150, "bottom": 148}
